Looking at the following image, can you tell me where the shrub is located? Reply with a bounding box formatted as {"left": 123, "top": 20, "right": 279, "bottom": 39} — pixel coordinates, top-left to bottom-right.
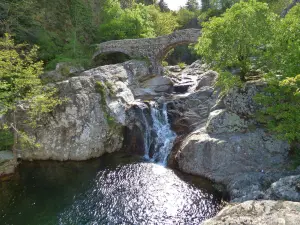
{"left": 178, "top": 62, "right": 186, "bottom": 69}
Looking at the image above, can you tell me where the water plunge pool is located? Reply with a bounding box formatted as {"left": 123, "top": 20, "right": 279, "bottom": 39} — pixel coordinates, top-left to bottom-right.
{"left": 0, "top": 153, "right": 225, "bottom": 225}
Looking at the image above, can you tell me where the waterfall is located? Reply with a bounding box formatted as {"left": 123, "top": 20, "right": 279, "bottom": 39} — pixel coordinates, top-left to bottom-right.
{"left": 143, "top": 102, "right": 176, "bottom": 166}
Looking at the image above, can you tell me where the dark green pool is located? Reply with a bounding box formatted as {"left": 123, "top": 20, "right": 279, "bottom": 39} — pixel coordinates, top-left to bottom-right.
{"left": 0, "top": 153, "right": 225, "bottom": 225}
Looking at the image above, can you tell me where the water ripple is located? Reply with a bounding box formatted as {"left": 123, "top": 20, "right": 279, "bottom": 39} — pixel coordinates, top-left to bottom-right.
{"left": 59, "top": 162, "right": 223, "bottom": 225}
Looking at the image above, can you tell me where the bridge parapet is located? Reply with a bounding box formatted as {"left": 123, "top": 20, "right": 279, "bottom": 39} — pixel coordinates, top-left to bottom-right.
{"left": 93, "top": 29, "right": 201, "bottom": 75}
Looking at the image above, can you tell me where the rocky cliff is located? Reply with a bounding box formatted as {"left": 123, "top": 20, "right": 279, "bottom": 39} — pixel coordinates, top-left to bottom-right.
{"left": 12, "top": 60, "right": 174, "bottom": 161}
{"left": 164, "top": 62, "right": 300, "bottom": 205}
{"left": 203, "top": 200, "right": 300, "bottom": 225}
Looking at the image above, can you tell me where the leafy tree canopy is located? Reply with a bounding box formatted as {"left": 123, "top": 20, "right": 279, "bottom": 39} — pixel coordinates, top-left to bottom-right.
{"left": 195, "top": 0, "right": 277, "bottom": 81}
{"left": 255, "top": 4, "right": 300, "bottom": 143}
{"left": 0, "top": 34, "right": 62, "bottom": 149}
{"left": 98, "top": 1, "right": 178, "bottom": 42}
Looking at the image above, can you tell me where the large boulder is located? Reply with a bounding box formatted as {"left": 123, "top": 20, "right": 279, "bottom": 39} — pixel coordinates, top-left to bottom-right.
{"left": 206, "top": 109, "right": 248, "bottom": 134}
{"left": 167, "top": 87, "right": 217, "bottom": 134}
{"left": 17, "top": 60, "right": 151, "bottom": 161}
{"left": 140, "top": 76, "right": 173, "bottom": 93}
{"left": 203, "top": 200, "right": 300, "bottom": 225}
{"left": 176, "top": 129, "right": 289, "bottom": 183}
{"left": 265, "top": 175, "right": 300, "bottom": 202}
{"left": 170, "top": 75, "right": 295, "bottom": 203}
{"left": 196, "top": 70, "right": 218, "bottom": 90}
{"left": 18, "top": 76, "right": 124, "bottom": 160}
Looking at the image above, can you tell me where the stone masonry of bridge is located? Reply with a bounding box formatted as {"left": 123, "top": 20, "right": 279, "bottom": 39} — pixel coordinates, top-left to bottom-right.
{"left": 93, "top": 29, "right": 201, "bottom": 75}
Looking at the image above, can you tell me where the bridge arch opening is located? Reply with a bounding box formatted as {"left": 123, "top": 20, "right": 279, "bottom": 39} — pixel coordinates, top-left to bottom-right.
{"left": 161, "top": 44, "right": 198, "bottom": 66}
{"left": 93, "top": 52, "right": 131, "bottom": 66}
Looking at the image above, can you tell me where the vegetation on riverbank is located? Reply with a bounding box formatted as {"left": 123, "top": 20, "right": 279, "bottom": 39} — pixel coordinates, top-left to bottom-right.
{"left": 0, "top": 0, "right": 299, "bottom": 150}
{"left": 195, "top": 1, "right": 299, "bottom": 144}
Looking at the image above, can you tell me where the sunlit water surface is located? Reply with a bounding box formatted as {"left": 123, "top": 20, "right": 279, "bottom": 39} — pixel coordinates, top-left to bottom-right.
{"left": 0, "top": 153, "right": 225, "bottom": 225}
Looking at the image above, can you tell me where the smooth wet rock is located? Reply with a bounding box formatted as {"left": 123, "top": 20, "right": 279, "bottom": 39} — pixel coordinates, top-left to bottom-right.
{"left": 203, "top": 200, "right": 300, "bottom": 225}
{"left": 124, "top": 102, "right": 152, "bottom": 155}
{"left": 226, "top": 171, "right": 299, "bottom": 202}
{"left": 206, "top": 109, "right": 248, "bottom": 134}
{"left": 176, "top": 129, "right": 289, "bottom": 183}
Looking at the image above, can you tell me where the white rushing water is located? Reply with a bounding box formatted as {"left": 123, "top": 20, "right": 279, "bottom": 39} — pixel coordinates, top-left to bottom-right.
{"left": 144, "top": 102, "right": 177, "bottom": 166}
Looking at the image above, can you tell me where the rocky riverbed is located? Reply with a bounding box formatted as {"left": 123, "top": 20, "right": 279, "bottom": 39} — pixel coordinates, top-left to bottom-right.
{"left": 2, "top": 60, "right": 300, "bottom": 224}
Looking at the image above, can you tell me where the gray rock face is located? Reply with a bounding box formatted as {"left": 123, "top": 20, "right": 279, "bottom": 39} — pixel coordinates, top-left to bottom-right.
{"left": 141, "top": 76, "right": 173, "bottom": 93}
{"left": 168, "top": 60, "right": 212, "bottom": 94}
{"left": 20, "top": 76, "right": 124, "bottom": 160}
{"left": 176, "top": 129, "right": 289, "bottom": 183}
{"left": 41, "top": 62, "right": 85, "bottom": 82}
{"left": 223, "top": 81, "right": 265, "bottom": 117}
{"left": 0, "top": 151, "right": 18, "bottom": 176}
{"left": 206, "top": 109, "right": 248, "bottom": 134}
{"left": 196, "top": 70, "right": 218, "bottom": 90}
{"left": 203, "top": 200, "right": 300, "bottom": 225}
{"left": 167, "top": 87, "right": 217, "bottom": 134}
{"left": 171, "top": 71, "right": 292, "bottom": 203}
{"left": 18, "top": 60, "right": 153, "bottom": 161}
{"left": 265, "top": 175, "right": 300, "bottom": 202}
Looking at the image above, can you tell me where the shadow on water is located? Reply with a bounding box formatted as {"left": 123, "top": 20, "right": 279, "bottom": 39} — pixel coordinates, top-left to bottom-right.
{"left": 0, "top": 153, "right": 226, "bottom": 225}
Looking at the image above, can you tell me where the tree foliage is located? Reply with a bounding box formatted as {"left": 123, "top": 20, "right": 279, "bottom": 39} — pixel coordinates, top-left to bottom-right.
{"left": 195, "top": 1, "right": 277, "bottom": 81}
{"left": 195, "top": 1, "right": 300, "bottom": 143}
{"left": 98, "top": 1, "right": 178, "bottom": 42}
{"left": 255, "top": 75, "right": 300, "bottom": 143}
{"left": 0, "top": 34, "right": 62, "bottom": 150}
{"left": 254, "top": 4, "right": 300, "bottom": 143}
{"left": 267, "top": 4, "right": 300, "bottom": 77}
{"left": 186, "top": 0, "right": 200, "bottom": 11}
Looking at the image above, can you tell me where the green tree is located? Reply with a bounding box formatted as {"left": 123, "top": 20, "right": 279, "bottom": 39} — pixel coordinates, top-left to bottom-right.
{"left": 195, "top": 0, "right": 277, "bottom": 82}
{"left": 98, "top": 2, "right": 178, "bottom": 41}
{"left": 0, "top": 34, "right": 62, "bottom": 152}
{"left": 267, "top": 3, "right": 300, "bottom": 77}
{"left": 158, "top": 0, "right": 170, "bottom": 12}
{"left": 186, "top": 0, "right": 200, "bottom": 11}
{"left": 147, "top": 5, "right": 178, "bottom": 36}
{"left": 98, "top": 2, "right": 155, "bottom": 41}
{"left": 255, "top": 4, "right": 300, "bottom": 144}
{"left": 201, "top": 0, "right": 211, "bottom": 11}
{"left": 177, "top": 8, "right": 196, "bottom": 27}
{"left": 255, "top": 75, "right": 300, "bottom": 143}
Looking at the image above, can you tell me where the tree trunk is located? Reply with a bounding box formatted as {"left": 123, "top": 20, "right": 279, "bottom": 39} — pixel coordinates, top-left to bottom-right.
{"left": 281, "top": 0, "right": 300, "bottom": 17}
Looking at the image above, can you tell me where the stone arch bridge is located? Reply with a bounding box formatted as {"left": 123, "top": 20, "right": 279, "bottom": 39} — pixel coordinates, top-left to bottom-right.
{"left": 93, "top": 29, "right": 201, "bottom": 75}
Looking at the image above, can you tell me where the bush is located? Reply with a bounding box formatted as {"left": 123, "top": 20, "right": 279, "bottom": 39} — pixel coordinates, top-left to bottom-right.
{"left": 255, "top": 75, "right": 300, "bottom": 143}
{"left": 178, "top": 62, "right": 186, "bottom": 69}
